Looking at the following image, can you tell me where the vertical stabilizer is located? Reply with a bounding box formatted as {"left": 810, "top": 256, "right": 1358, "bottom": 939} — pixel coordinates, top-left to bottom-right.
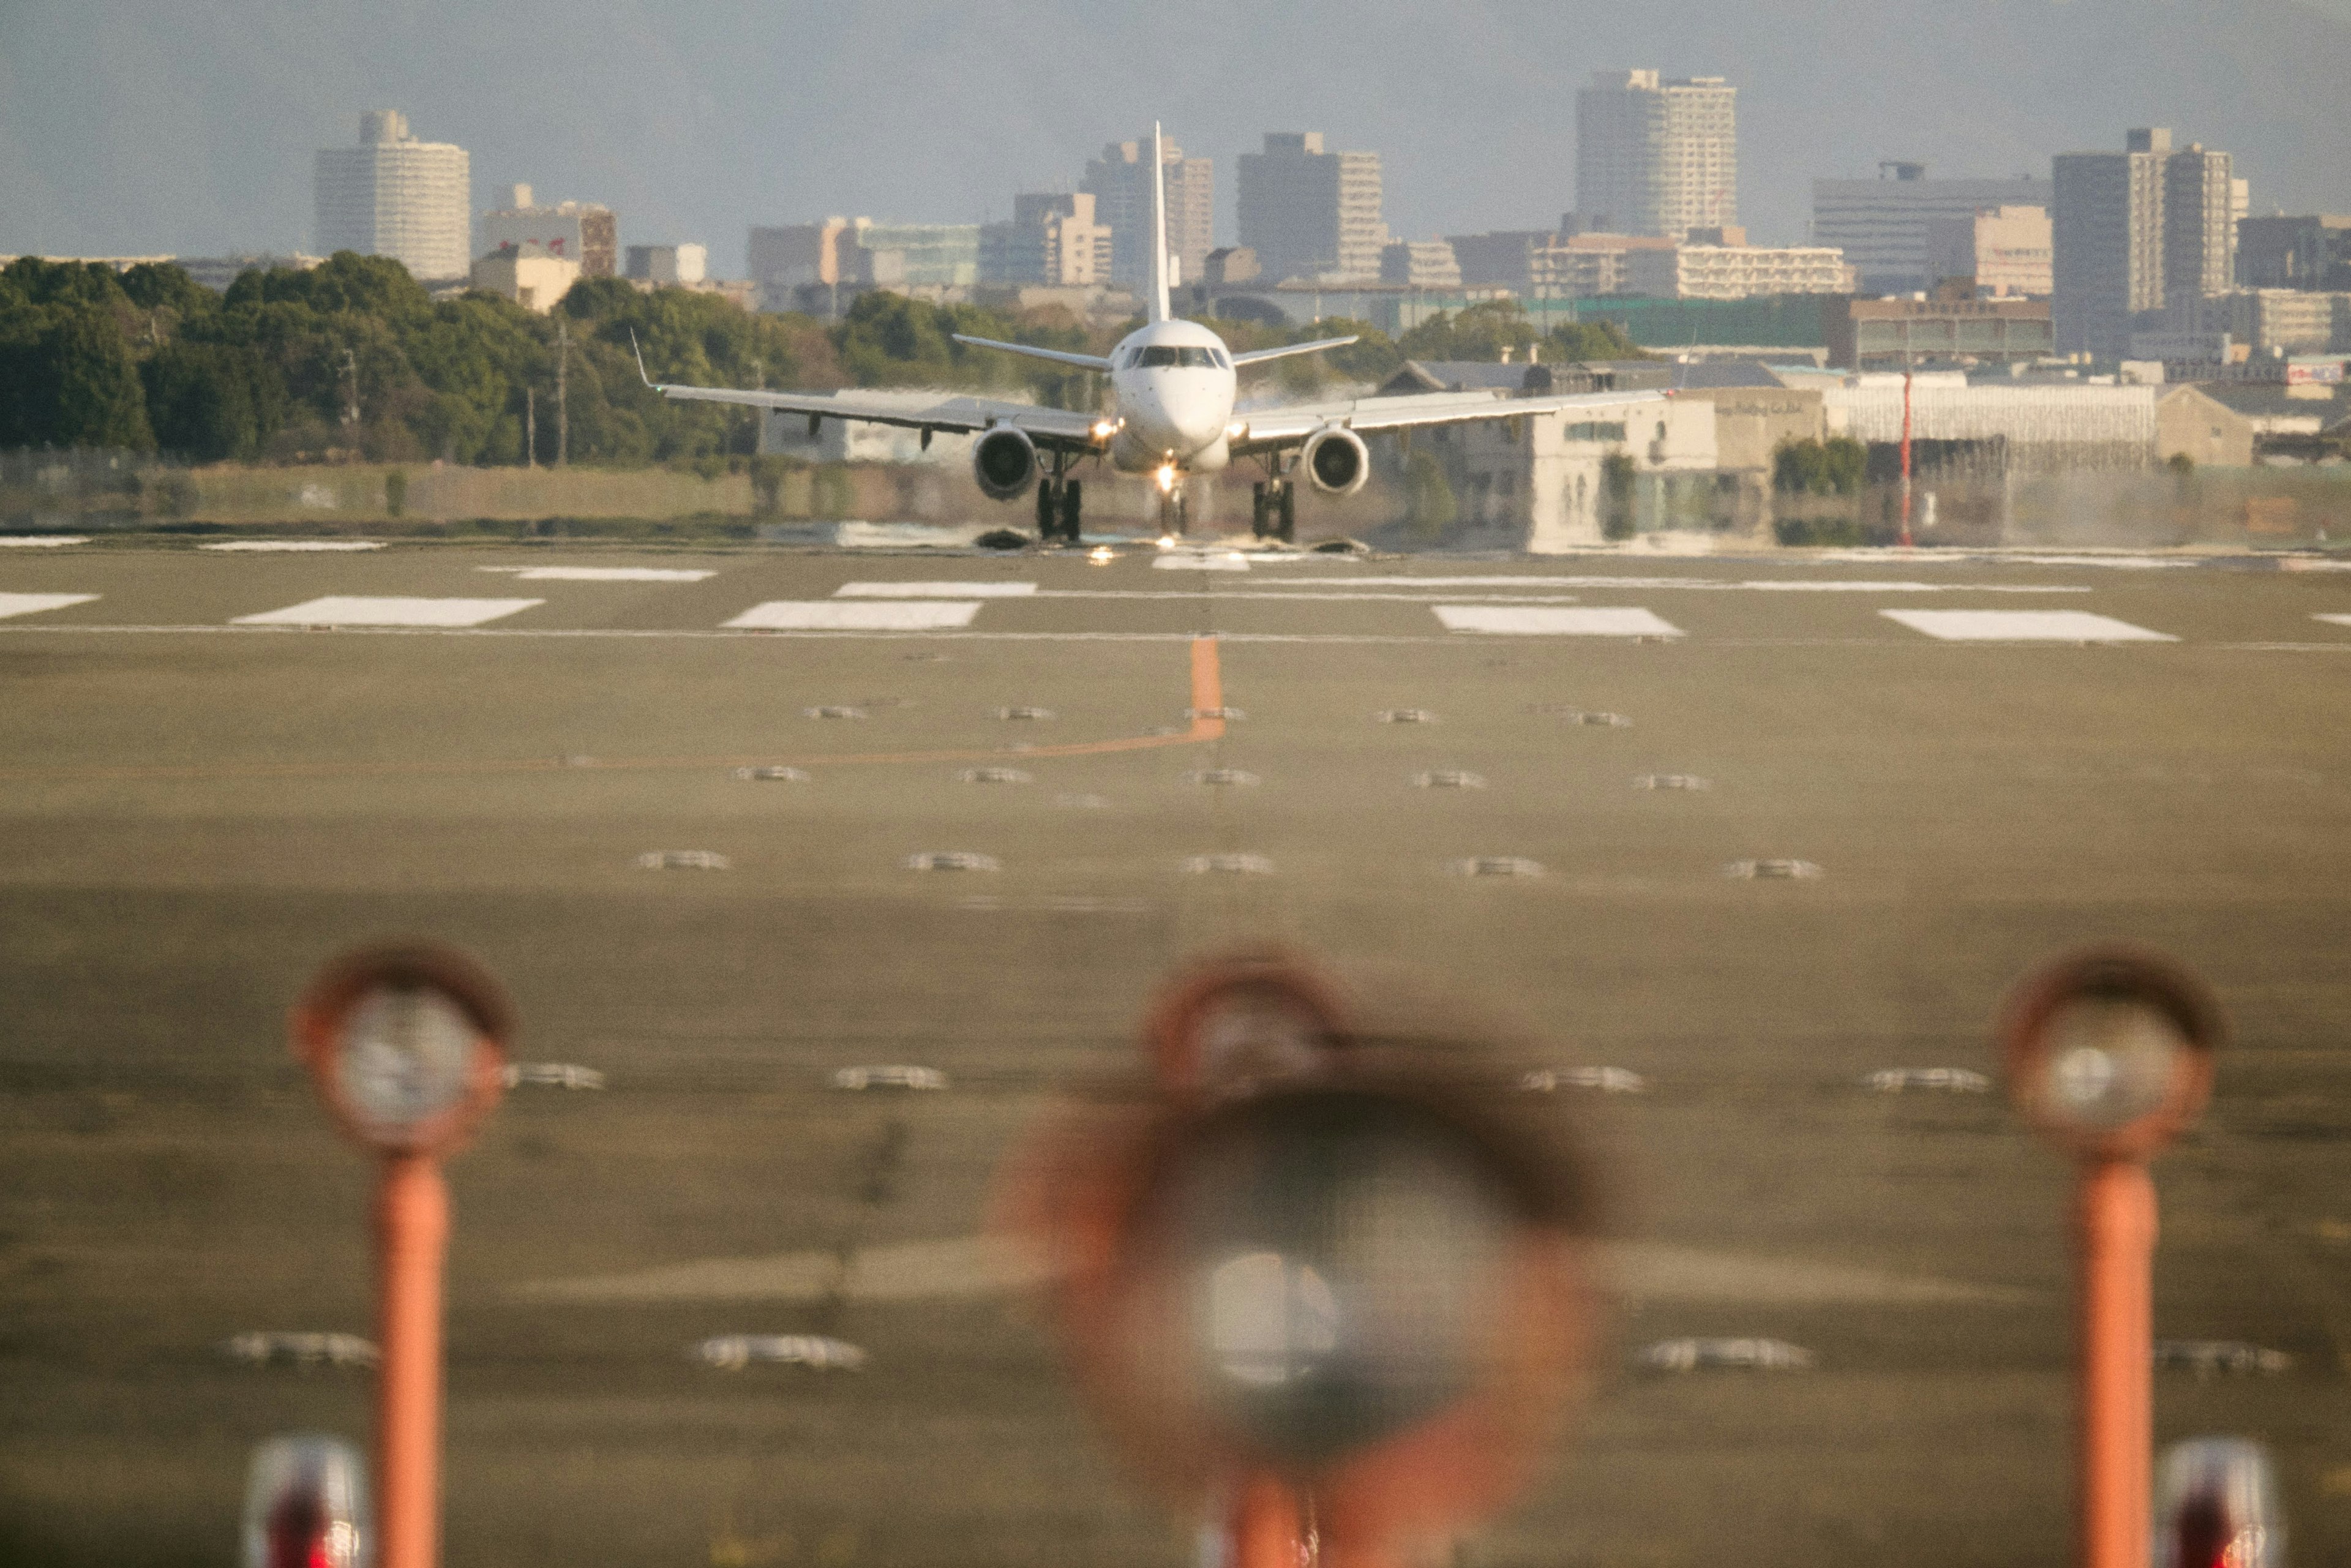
{"left": 1149, "top": 122, "right": 1171, "bottom": 323}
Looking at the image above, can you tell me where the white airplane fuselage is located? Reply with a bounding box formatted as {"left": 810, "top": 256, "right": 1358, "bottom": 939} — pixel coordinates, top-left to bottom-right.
{"left": 1103, "top": 317, "right": 1238, "bottom": 479}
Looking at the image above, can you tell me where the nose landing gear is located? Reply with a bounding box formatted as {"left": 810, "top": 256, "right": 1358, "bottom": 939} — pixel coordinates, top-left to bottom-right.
{"left": 1250, "top": 479, "right": 1296, "bottom": 543}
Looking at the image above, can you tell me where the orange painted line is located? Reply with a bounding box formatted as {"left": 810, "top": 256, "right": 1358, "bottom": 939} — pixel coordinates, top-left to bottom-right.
{"left": 0, "top": 636, "right": 1227, "bottom": 784}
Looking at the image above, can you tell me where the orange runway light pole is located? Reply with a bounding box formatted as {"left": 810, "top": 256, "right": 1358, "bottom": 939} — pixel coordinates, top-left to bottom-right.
{"left": 292, "top": 944, "right": 514, "bottom": 1568}
{"left": 1997, "top": 947, "right": 2221, "bottom": 1568}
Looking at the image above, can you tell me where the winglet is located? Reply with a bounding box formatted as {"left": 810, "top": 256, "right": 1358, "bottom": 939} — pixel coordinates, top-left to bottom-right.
{"left": 628, "top": 329, "right": 656, "bottom": 389}
{"left": 1149, "top": 122, "right": 1171, "bottom": 325}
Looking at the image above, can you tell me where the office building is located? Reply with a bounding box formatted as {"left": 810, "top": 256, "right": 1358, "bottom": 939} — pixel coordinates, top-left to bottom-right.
{"left": 2238, "top": 214, "right": 2351, "bottom": 291}
{"left": 1379, "top": 240, "right": 1462, "bottom": 289}
{"left": 2053, "top": 128, "right": 2236, "bottom": 361}
{"left": 1573, "top": 70, "right": 1737, "bottom": 239}
{"left": 1621, "top": 234, "right": 1853, "bottom": 299}
{"left": 1235, "top": 132, "right": 1387, "bottom": 283}
{"left": 1811, "top": 163, "right": 2053, "bottom": 296}
{"left": 1823, "top": 296, "right": 2054, "bottom": 367}
{"left": 624, "top": 244, "right": 707, "bottom": 286}
{"left": 480, "top": 186, "right": 616, "bottom": 277}
{"left": 1082, "top": 135, "right": 1213, "bottom": 290}
{"left": 857, "top": 223, "right": 980, "bottom": 288}
{"left": 979, "top": 193, "right": 1112, "bottom": 287}
{"left": 1921, "top": 206, "right": 2052, "bottom": 297}
{"left": 314, "top": 110, "right": 471, "bottom": 282}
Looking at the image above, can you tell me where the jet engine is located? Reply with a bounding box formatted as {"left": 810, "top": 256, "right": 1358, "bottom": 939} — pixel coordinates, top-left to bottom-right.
{"left": 972, "top": 425, "right": 1040, "bottom": 500}
{"left": 1300, "top": 424, "right": 1371, "bottom": 497}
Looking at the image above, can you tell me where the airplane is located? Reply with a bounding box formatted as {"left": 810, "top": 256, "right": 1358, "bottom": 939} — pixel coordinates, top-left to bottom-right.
{"left": 639, "top": 125, "right": 1665, "bottom": 546}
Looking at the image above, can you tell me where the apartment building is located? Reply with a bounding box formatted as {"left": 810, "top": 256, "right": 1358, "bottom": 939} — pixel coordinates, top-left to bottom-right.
{"left": 1811, "top": 163, "right": 2052, "bottom": 296}
{"left": 2053, "top": 128, "right": 2237, "bottom": 360}
{"left": 1573, "top": 70, "right": 1736, "bottom": 239}
{"left": 1082, "top": 134, "right": 1213, "bottom": 290}
{"left": 1235, "top": 132, "right": 1387, "bottom": 283}
{"left": 314, "top": 110, "right": 470, "bottom": 282}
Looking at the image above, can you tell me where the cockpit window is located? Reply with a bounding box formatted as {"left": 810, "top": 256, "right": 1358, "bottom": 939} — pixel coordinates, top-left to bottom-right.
{"left": 1210, "top": 348, "right": 1231, "bottom": 369}
{"left": 1136, "top": 346, "right": 1220, "bottom": 369}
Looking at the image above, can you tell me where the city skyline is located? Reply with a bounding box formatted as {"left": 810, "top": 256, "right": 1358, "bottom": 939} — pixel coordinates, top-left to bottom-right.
{"left": 5, "top": 0, "right": 2350, "bottom": 276}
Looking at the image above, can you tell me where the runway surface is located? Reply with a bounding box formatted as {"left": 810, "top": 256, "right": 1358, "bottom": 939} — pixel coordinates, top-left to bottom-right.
{"left": 3, "top": 541, "right": 2349, "bottom": 1567}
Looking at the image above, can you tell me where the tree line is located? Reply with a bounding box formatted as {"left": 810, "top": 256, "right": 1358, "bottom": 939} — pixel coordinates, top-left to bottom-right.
{"left": 0, "top": 252, "right": 1643, "bottom": 467}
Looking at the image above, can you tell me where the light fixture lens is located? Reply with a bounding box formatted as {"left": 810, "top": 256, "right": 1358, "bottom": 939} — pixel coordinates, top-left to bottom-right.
{"left": 2031, "top": 996, "right": 2186, "bottom": 1132}
{"left": 336, "top": 983, "right": 479, "bottom": 1133}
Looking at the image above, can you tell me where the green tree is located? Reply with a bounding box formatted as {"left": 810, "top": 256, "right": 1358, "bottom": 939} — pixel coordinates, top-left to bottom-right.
{"left": 0, "top": 301, "right": 152, "bottom": 449}
{"left": 1772, "top": 436, "right": 1866, "bottom": 496}
{"left": 142, "top": 340, "right": 277, "bottom": 460}
{"left": 1401, "top": 449, "right": 1458, "bottom": 538}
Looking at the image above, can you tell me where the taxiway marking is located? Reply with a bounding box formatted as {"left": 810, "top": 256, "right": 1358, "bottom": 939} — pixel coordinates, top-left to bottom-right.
{"left": 233, "top": 595, "right": 544, "bottom": 626}
{"left": 726, "top": 600, "right": 982, "bottom": 630}
{"left": 0, "top": 593, "right": 99, "bottom": 620}
{"left": 1434, "top": 605, "right": 1684, "bottom": 637}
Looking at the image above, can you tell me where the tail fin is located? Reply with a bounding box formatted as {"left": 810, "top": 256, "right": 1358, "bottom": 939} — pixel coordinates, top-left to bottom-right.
{"left": 1148, "top": 121, "right": 1171, "bottom": 324}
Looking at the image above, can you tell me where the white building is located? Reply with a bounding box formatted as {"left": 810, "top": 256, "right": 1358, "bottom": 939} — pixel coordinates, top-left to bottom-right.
{"left": 625, "top": 244, "right": 708, "bottom": 286}
{"left": 1921, "top": 205, "right": 2052, "bottom": 298}
{"left": 315, "top": 110, "right": 470, "bottom": 282}
{"left": 469, "top": 246, "right": 578, "bottom": 313}
{"left": 1574, "top": 71, "right": 1737, "bottom": 239}
{"left": 480, "top": 184, "right": 616, "bottom": 277}
{"left": 1811, "top": 163, "right": 2052, "bottom": 296}
{"left": 1379, "top": 239, "right": 1463, "bottom": 288}
{"left": 1621, "top": 236, "right": 1852, "bottom": 299}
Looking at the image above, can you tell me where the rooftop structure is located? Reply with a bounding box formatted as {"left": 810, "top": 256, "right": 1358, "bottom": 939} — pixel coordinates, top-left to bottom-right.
{"left": 315, "top": 110, "right": 470, "bottom": 282}
{"left": 1236, "top": 132, "right": 1387, "bottom": 283}
{"left": 1575, "top": 70, "right": 1737, "bottom": 239}
{"left": 1811, "top": 163, "right": 2052, "bottom": 296}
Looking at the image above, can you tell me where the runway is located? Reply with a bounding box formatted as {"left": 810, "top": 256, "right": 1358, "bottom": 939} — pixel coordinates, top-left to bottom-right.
{"left": 2, "top": 540, "right": 2348, "bottom": 1568}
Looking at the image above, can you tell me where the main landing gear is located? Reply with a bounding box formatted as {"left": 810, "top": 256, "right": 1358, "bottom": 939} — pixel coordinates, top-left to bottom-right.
{"left": 1035, "top": 474, "right": 1084, "bottom": 546}
{"left": 1250, "top": 478, "right": 1296, "bottom": 543}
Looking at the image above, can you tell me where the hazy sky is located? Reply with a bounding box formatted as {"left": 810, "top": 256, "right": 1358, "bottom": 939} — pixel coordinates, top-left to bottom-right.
{"left": 4, "top": 0, "right": 2349, "bottom": 274}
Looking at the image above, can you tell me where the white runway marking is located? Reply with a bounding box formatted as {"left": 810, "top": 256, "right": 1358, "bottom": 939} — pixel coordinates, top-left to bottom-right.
{"left": 1153, "top": 552, "right": 1249, "bottom": 571}
{"left": 233, "top": 596, "right": 544, "bottom": 626}
{"left": 0, "top": 593, "right": 98, "bottom": 620}
{"left": 492, "top": 566, "right": 715, "bottom": 582}
{"left": 1264, "top": 574, "right": 2084, "bottom": 593}
{"left": 0, "top": 535, "right": 88, "bottom": 547}
{"left": 833, "top": 580, "right": 1037, "bottom": 598}
{"left": 2312, "top": 613, "right": 2351, "bottom": 628}
{"left": 1435, "top": 605, "right": 1684, "bottom": 637}
{"left": 200, "top": 540, "right": 386, "bottom": 552}
{"left": 726, "top": 600, "right": 982, "bottom": 630}
{"left": 1881, "top": 609, "right": 2175, "bottom": 642}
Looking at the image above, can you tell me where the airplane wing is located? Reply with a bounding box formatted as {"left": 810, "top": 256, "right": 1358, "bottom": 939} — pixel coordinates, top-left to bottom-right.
{"left": 635, "top": 335, "right": 1104, "bottom": 451}
{"left": 648, "top": 382, "right": 1104, "bottom": 451}
{"left": 1229, "top": 388, "right": 1668, "bottom": 457}
{"left": 1229, "top": 336, "right": 1359, "bottom": 367}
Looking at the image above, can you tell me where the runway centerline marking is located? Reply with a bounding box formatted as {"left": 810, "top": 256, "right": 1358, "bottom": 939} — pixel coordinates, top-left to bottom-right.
{"left": 1434, "top": 605, "right": 1684, "bottom": 637}
{"left": 1881, "top": 609, "right": 2176, "bottom": 642}
{"left": 726, "top": 600, "right": 981, "bottom": 630}
{"left": 2312, "top": 613, "right": 2351, "bottom": 629}
{"left": 200, "top": 540, "right": 385, "bottom": 553}
{"left": 0, "top": 635, "right": 1226, "bottom": 784}
{"left": 833, "top": 580, "right": 1037, "bottom": 598}
{"left": 233, "top": 596, "right": 544, "bottom": 627}
{"left": 1261, "top": 575, "right": 2088, "bottom": 593}
{"left": 0, "top": 593, "right": 99, "bottom": 620}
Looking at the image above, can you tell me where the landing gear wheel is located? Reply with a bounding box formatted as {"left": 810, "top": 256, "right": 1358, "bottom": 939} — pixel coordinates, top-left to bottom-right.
{"left": 1059, "top": 479, "right": 1082, "bottom": 546}
{"left": 1251, "top": 482, "right": 1270, "bottom": 539}
{"left": 1277, "top": 483, "right": 1296, "bottom": 544}
{"left": 1035, "top": 479, "right": 1059, "bottom": 542}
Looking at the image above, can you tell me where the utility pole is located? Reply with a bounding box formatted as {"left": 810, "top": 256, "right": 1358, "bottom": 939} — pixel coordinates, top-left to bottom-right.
{"left": 525, "top": 386, "right": 536, "bottom": 469}
{"left": 555, "top": 320, "right": 569, "bottom": 467}
{"left": 342, "top": 350, "right": 362, "bottom": 430}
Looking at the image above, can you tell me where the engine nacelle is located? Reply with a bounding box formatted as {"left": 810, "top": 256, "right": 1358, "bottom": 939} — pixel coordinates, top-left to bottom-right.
{"left": 1300, "top": 424, "right": 1370, "bottom": 497}
{"left": 972, "top": 424, "right": 1039, "bottom": 500}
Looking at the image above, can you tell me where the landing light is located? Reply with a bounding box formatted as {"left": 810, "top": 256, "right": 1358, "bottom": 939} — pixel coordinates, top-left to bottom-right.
{"left": 1155, "top": 463, "right": 1179, "bottom": 494}
{"left": 1157, "top": 534, "right": 1177, "bottom": 549}
{"left": 1088, "top": 546, "right": 1115, "bottom": 565}
{"left": 1091, "top": 419, "right": 1117, "bottom": 441}
{"left": 1225, "top": 421, "right": 1247, "bottom": 440}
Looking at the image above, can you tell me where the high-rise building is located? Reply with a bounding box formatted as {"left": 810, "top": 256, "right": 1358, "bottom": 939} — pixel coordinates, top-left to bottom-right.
{"left": 481, "top": 184, "right": 617, "bottom": 277}
{"left": 314, "top": 110, "right": 470, "bottom": 282}
{"left": 2237, "top": 214, "right": 2351, "bottom": 291}
{"left": 1379, "top": 239, "right": 1463, "bottom": 289}
{"left": 1235, "top": 133, "right": 1386, "bottom": 284}
{"left": 2053, "top": 129, "right": 2236, "bottom": 360}
{"left": 1812, "top": 163, "right": 2052, "bottom": 295}
{"left": 978, "top": 194, "right": 1112, "bottom": 287}
{"left": 1082, "top": 135, "right": 1213, "bottom": 291}
{"left": 1573, "top": 70, "right": 1736, "bottom": 239}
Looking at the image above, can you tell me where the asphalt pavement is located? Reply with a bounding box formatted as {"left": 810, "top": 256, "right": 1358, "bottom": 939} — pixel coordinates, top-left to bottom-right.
{"left": 2, "top": 538, "right": 2348, "bottom": 1568}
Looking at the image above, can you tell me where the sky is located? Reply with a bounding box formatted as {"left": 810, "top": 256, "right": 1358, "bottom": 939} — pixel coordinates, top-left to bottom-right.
{"left": 3, "top": 0, "right": 2349, "bottom": 276}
